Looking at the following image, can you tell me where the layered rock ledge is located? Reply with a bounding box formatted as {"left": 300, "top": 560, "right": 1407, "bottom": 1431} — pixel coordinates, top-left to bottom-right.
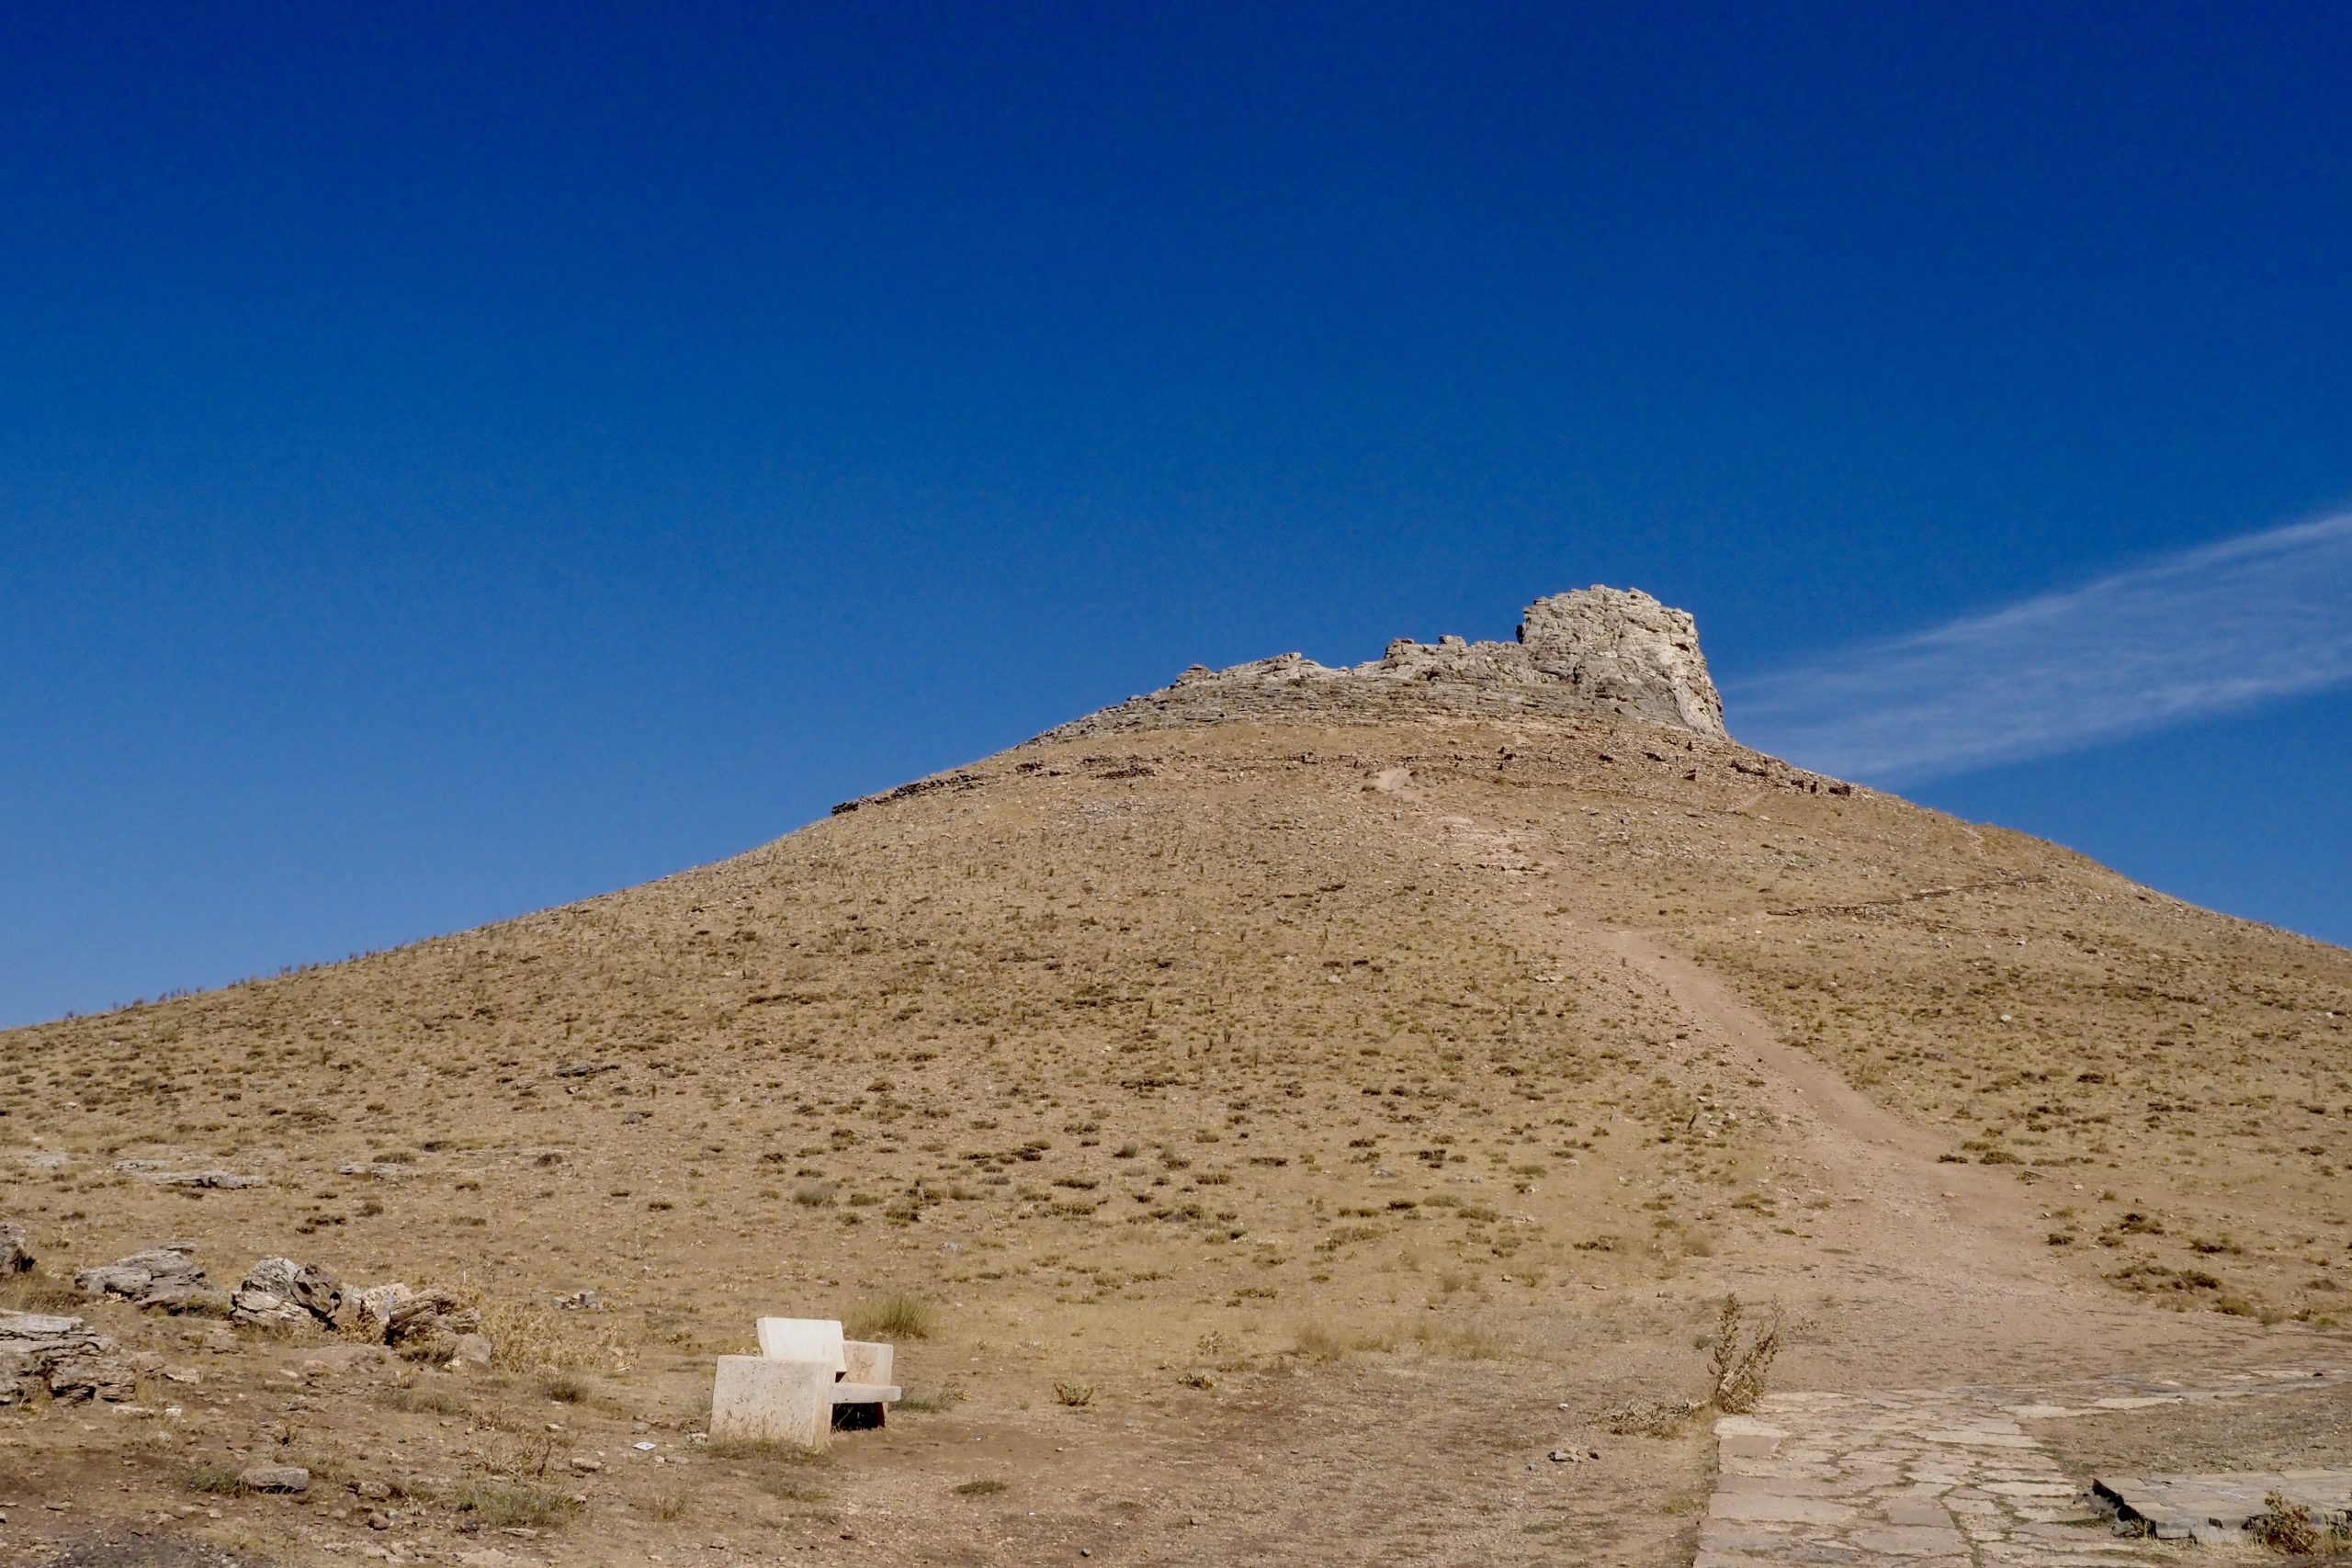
{"left": 1047, "top": 585, "right": 1727, "bottom": 741}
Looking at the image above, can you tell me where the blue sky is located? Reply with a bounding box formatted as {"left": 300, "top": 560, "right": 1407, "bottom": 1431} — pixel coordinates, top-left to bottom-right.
{"left": 5, "top": 2, "right": 2349, "bottom": 1025}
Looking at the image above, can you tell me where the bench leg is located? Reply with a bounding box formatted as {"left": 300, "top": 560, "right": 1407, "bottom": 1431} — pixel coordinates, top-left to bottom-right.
{"left": 831, "top": 1400, "right": 886, "bottom": 1432}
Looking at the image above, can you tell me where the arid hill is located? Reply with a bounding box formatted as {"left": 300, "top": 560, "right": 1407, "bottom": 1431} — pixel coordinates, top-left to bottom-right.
{"left": 4, "top": 589, "right": 2348, "bottom": 1567}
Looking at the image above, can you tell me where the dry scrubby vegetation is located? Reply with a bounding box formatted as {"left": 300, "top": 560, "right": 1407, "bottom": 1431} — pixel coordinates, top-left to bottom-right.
{"left": 3, "top": 704, "right": 2348, "bottom": 1563}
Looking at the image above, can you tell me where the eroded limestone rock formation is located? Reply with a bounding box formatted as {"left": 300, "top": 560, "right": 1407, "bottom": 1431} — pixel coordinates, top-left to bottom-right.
{"left": 1047, "top": 585, "right": 1727, "bottom": 740}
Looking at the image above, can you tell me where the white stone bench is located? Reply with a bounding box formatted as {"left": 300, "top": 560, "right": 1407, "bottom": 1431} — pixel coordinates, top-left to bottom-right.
{"left": 710, "top": 1317, "right": 901, "bottom": 1450}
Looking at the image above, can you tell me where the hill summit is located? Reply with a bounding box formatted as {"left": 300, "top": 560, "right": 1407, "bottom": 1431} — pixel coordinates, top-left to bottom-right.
{"left": 1052, "top": 584, "right": 1726, "bottom": 740}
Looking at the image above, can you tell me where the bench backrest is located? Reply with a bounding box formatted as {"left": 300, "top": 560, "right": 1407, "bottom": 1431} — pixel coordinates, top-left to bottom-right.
{"left": 756, "top": 1315, "right": 846, "bottom": 1376}
{"left": 843, "top": 1339, "right": 894, "bottom": 1384}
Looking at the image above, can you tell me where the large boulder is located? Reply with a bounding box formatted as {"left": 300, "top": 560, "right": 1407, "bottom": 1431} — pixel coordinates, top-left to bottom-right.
{"left": 232, "top": 1257, "right": 344, "bottom": 1329}
{"left": 344, "top": 1281, "right": 414, "bottom": 1338}
{"left": 0, "top": 1308, "right": 144, "bottom": 1404}
{"left": 384, "top": 1289, "right": 485, "bottom": 1361}
{"left": 74, "top": 1246, "right": 223, "bottom": 1313}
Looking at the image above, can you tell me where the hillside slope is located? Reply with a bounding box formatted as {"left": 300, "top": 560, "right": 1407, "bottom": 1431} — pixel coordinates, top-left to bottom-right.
{"left": 5, "top": 602, "right": 2350, "bottom": 1566}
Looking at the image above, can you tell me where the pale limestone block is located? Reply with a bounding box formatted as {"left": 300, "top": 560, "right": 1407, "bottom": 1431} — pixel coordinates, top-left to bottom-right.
{"left": 1918, "top": 1429, "right": 2039, "bottom": 1449}
{"left": 1706, "top": 1492, "right": 1857, "bottom": 1526}
{"left": 830, "top": 1381, "right": 901, "bottom": 1404}
{"left": 756, "top": 1317, "right": 846, "bottom": 1377}
{"left": 1847, "top": 1524, "right": 1967, "bottom": 1554}
{"left": 710, "top": 1355, "right": 830, "bottom": 1450}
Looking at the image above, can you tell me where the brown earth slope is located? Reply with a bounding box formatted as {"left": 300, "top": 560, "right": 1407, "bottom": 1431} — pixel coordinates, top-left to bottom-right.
{"left": 4, "top": 672, "right": 2349, "bottom": 1566}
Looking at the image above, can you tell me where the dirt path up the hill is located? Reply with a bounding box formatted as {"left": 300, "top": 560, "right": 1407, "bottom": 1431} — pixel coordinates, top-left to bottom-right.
{"left": 1424, "top": 804, "right": 2279, "bottom": 1389}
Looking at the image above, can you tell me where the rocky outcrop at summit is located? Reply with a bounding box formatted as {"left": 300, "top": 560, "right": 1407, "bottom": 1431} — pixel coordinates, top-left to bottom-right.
{"left": 1516, "top": 587, "right": 1724, "bottom": 734}
{"left": 1047, "top": 585, "right": 1728, "bottom": 741}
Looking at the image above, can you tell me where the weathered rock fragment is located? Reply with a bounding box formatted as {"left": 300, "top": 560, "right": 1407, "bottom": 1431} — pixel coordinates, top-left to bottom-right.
{"left": 0, "top": 1308, "right": 145, "bottom": 1404}
{"left": 232, "top": 1257, "right": 345, "bottom": 1328}
{"left": 74, "top": 1246, "right": 223, "bottom": 1314}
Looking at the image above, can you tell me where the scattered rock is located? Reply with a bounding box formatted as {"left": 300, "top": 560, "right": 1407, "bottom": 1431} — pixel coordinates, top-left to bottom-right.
{"left": 0, "top": 1218, "right": 32, "bottom": 1273}
{"left": 238, "top": 1464, "right": 311, "bottom": 1494}
{"left": 74, "top": 1247, "right": 225, "bottom": 1314}
{"left": 1, "top": 1309, "right": 142, "bottom": 1404}
{"left": 383, "top": 1289, "right": 484, "bottom": 1359}
{"left": 112, "top": 1160, "right": 267, "bottom": 1189}
{"left": 448, "top": 1332, "right": 493, "bottom": 1368}
{"left": 346, "top": 1282, "right": 414, "bottom": 1338}
{"left": 232, "top": 1257, "right": 344, "bottom": 1329}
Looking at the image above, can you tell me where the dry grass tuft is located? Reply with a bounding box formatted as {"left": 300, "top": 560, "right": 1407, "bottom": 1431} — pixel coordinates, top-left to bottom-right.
{"left": 179, "top": 1463, "right": 251, "bottom": 1496}
{"left": 1293, "top": 1320, "right": 1398, "bottom": 1361}
{"left": 844, "top": 1292, "right": 933, "bottom": 1341}
{"left": 0, "top": 1272, "right": 86, "bottom": 1314}
{"left": 1600, "top": 1397, "right": 1702, "bottom": 1437}
{"left": 897, "top": 1383, "right": 966, "bottom": 1413}
{"left": 452, "top": 1479, "right": 581, "bottom": 1529}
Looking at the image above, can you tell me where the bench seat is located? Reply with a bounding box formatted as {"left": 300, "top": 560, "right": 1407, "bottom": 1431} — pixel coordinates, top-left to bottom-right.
{"left": 831, "top": 1382, "right": 902, "bottom": 1404}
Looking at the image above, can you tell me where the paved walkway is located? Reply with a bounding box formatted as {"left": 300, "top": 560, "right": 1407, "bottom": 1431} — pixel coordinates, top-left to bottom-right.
{"left": 1699, "top": 1370, "right": 2342, "bottom": 1567}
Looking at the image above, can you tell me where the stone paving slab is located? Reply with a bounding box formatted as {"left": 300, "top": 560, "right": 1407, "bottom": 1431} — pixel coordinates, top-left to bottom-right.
{"left": 2092, "top": 1470, "right": 2352, "bottom": 1544}
{"left": 1697, "top": 1369, "right": 2346, "bottom": 1565}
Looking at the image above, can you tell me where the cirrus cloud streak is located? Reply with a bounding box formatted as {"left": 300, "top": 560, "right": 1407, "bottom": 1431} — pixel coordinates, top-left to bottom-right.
{"left": 1728, "top": 513, "right": 2352, "bottom": 784}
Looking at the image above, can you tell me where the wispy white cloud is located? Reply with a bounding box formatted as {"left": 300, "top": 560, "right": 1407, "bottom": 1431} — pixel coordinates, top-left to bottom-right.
{"left": 1727, "top": 513, "right": 2352, "bottom": 784}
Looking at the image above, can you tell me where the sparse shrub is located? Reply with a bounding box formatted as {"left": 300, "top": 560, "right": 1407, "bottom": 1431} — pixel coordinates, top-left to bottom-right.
{"left": 955, "top": 1477, "right": 1008, "bottom": 1495}
{"left": 181, "top": 1463, "right": 251, "bottom": 1496}
{"left": 381, "top": 1383, "right": 469, "bottom": 1417}
{"left": 845, "top": 1292, "right": 933, "bottom": 1341}
{"left": 452, "top": 1480, "right": 580, "bottom": 1529}
{"left": 1294, "top": 1321, "right": 1350, "bottom": 1361}
{"left": 2245, "top": 1491, "right": 2350, "bottom": 1554}
{"left": 1705, "top": 1293, "right": 1781, "bottom": 1414}
{"left": 1293, "top": 1320, "right": 1396, "bottom": 1360}
{"left": 1052, "top": 1381, "right": 1093, "bottom": 1407}
{"left": 755, "top": 1471, "right": 829, "bottom": 1502}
